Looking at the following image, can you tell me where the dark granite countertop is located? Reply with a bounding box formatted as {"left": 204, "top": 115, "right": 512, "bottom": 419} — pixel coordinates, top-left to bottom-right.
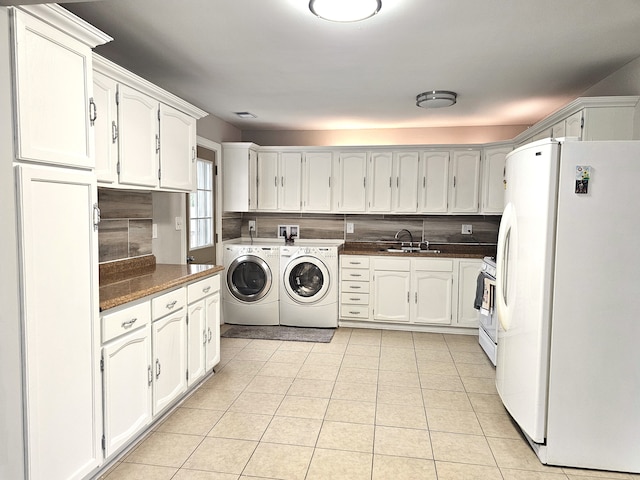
{"left": 341, "top": 242, "right": 496, "bottom": 259}
{"left": 99, "top": 255, "right": 223, "bottom": 311}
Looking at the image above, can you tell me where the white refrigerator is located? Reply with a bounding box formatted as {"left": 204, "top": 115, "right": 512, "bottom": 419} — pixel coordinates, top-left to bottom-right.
{"left": 496, "top": 138, "right": 640, "bottom": 473}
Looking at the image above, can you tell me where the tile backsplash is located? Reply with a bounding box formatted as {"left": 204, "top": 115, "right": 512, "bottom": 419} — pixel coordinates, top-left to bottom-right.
{"left": 98, "top": 189, "right": 153, "bottom": 263}
{"left": 227, "top": 213, "right": 500, "bottom": 244}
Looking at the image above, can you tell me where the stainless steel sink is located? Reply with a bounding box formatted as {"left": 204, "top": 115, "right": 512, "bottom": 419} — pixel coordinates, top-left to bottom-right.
{"left": 384, "top": 247, "right": 441, "bottom": 254}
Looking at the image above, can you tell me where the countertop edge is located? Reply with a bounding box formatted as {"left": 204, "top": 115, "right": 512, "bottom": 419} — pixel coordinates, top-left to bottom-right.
{"left": 99, "top": 264, "right": 224, "bottom": 312}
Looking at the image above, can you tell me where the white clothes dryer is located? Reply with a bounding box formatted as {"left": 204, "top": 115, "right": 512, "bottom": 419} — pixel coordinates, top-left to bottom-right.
{"left": 223, "top": 242, "right": 280, "bottom": 325}
{"left": 279, "top": 242, "right": 340, "bottom": 328}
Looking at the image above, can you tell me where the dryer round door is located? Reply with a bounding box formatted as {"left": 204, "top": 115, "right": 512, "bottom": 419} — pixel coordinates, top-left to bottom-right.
{"left": 227, "top": 254, "right": 273, "bottom": 302}
{"left": 283, "top": 256, "right": 330, "bottom": 304}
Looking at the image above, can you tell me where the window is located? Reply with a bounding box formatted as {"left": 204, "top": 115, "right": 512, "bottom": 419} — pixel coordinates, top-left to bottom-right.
{"left": 189, "top": 159, "right": 213, "bottom": 249}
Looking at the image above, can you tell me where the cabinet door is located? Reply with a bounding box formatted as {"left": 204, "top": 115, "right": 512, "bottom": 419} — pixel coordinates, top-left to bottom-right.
{"left": 16, "top": 165, "right": 101, "bottom": 479}
{"left": 102, "top": 326, "right": 152, "bottom": 457}
{"left": 152, "top": 311, "right": 187, "bottom": 415}
{"left": 205, "top": 292, "right": 221, "bottom": 371}
{"left": 279, "top": 152, "right": 302, "bottom": 211}
{"left": 481, "top": 146, "right": 510, "bottom": 214}
{"left": 337, "top": 152, "right": 367, "bottom": 212}
{"left": 412, "top": 270, "right": 453, "bottom": 325}
{"left": 118, "top": 84, "right": 159, "bottom": 188}
{"left": 93, "top": 71, "right": 118, "bottom": 184}
{"left": 257, "top": 151, "right": 278, "bottom": 210}
{"left": 372, "top": 270, "right": 411, "bottom": 323}
{"left": 450, "top": 150, "right": 480, "bottom": 213}
{"left": 159, "top": 103, "right": 196, "bottom": 191}
{"left": 419, "top": 151, "right": 449, "bottom": 213}
{"left": 393, "top": 151, "right": 419, "bottom": 213}
{"left": 564, "top": 111, "right": 583, "bottom": 139}
{"left": 367, "top": 152, "right": 392, "bottom": 212}
{"left": 12, "top": 9, "right": 95, "bottom": 168}
{"left": 304, "top": 151, "right": 332, "bottom": 211}
{"left": 187, "top": 301, "right": 206, "bottom": 387}
{"left": 456, "top": 260, "right": 482, "bottom": 328}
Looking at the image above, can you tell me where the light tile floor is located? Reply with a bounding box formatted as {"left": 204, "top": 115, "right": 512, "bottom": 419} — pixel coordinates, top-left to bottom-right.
{"left": 100, "top": 327, "right": 640, "bottom": 480}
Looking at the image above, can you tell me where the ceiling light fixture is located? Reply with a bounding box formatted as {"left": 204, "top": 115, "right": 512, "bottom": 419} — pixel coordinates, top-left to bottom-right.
{"left": 234, "top": 111, "right": 257, "bottom": 119}
{"left": 416, "top": 91, "right": 457, "bottom": 109}
{"left": 309, "top": 0, "right": 381, "bottom": 22}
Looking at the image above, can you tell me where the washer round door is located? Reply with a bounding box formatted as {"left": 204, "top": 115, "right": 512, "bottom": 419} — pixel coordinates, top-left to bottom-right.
{"left": 283, "top": 256, "right": 330, "bottom": 304}
{"left": 227, "top": 254, "right": 272, "bottom": 302}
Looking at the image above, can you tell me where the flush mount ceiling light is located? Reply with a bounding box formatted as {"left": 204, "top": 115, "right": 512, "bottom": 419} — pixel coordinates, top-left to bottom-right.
{"left": 416, "top": 91, "right": 457, "bottom": 108}
{"left": 234, "top": 111, "right": 257, "bottom": 119}
{"left": 309, "top": 0, "right": 382, "bottom": 22}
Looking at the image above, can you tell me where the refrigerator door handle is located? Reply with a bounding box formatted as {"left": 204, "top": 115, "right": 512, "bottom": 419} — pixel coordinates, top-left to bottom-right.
{"left": 496, "top": 202, "right": 515, "bottom": 331}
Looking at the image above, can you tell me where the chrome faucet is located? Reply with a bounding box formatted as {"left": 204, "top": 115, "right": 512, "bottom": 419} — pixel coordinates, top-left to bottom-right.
{"left": 394, "top": 229, "right": 413, "bottom": 244}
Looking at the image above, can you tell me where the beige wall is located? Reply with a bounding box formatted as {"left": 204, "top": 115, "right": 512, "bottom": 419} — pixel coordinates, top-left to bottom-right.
{"left": 197, "top": 113, "right": 242, "bottom": 144}
{"left": 582, "top": 56, "right": 640, "bottom": 139}
{"left": 241, "top": 125, "right": 528, "bottom": 147}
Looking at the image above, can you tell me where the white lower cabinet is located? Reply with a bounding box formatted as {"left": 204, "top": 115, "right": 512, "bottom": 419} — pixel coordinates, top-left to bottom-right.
{"left": 187, "top": 275, "right": 221, "bottom": 387}
{"left": 455, "top": 259, "right": 483, "bottom": 328}
{"left": 372, "top": 257, "right": 453, "bottom": 325}
{"left": 101, "top": 302, "right": 152, "bottom": 458}
{"left": 411, "top": 259, "right": 454, "bottom": 325}
{"left": 372, "top": 258, "right": 411, "bottom": 323}
{"left": 343, "top": 255, "right": 481, "bottom": 330}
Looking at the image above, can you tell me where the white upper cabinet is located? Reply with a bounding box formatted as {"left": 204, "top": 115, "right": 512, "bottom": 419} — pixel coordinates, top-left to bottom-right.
{"left": 256, "top": 151, "right": 279, "bottom": 210}
{"left": 93, "top": 70, "right": 118, "bottom": 183}
{"left": 481, "top": 145, "right": 511, "bottom": 214}
{"left": 393, "top": 151, "right": 419, "bottom": 213}
{"left": 449, "top": 150, "right": 481, "bottom": 213}
{"left": 367, "top": 151, "right": 393, "bottom": 212}
{"left": 117, "top": 84, "right": 159, "bottom": 188}
{"left": 11, "top": 6, "right": 111, "bottom": 168}
{"left": 279, "top": 152, "right": 303, "bottom": 211}
{"left": 93, "top": 54, "right": 206, "bottom": 192}
{"left": 336, "top": 152, "right": 367, "bottom": 212}
{"left": 222, "top": 143, "right": 257, "bottom": 212}
{"left": 159, "top": 103, "right": 196, "bottom": 191}
{"left": 419, "top": 151, "right": 449, "bottom": 213}
{"left": 303, "top": 151, "right": 332, "bottom": 212}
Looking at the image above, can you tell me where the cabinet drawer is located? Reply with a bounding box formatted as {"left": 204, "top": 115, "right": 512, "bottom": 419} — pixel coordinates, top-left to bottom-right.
{"left": 341, "top": 268, "right": 369, "bottom": 281}
{"left": 412, "top": 258, "right": 454, "bottom": 272}
{"left": 187, "top": 274, "right": 220, "bottom": 303}
{"left": 102, "top": 301, "right": 151, "bottom": 343}
{"left": 341, "top": 280, "right": 370, "bottom": 293}
{"left": 340, "top": 305, "right": 369, "bottom": 319}
{"left": 341, "top": 256, "right": 370, "bottom": 269}
{"left": 152, "top": 288, "right": 187, "bottom": 320}
{"left": 341, "top": 293, "right": 369, "bottom": 305}
{"left": 372, "top": 257, "right": 411, "bottom": 271}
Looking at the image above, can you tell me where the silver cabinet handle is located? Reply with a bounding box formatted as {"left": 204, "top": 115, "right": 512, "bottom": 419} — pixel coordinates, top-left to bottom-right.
{"left": 202, "top": 286, "right": 211, "bottom": 294}
{"left": 89, "top": 97, "right": 97, "bottom": 126}
{"left": 155, "top": 134, "right": 160, "bottom": 153}
{"left": 155, "top": 359, "right": 161, "bottom": 379}
{"left": 415, "top": 292, "right": 418, "bottom": 303}
{"left": 111, "top": 121, "right": 118, "bottom": 143}
{"left": 350, "top": 273, "right": 362, "bottom": 277}
{"left": 349, "top": 261, "right": 362, "bottom": 265}
{"left": 203, "top": 330, "right": 207, "bottom": 345}
{"left": 349, "top": 285, "right": 362, "bottom": 289}
{"left": 166, "top": 300, "right": 177, "bottom": 310}
{"left": 349, "top": 297, "right": 361, "bottom": 301}
{"left": 349, "top": 311, "right": 360, "bottom": 315}
{"left": 208, "top": 327, "right": 212, "bottom": 343}
{"left": 148, "top": 365, "right": 153, "bottom": 386}
{"left": 121, "top": 317, "right": 137, "bottom": 328}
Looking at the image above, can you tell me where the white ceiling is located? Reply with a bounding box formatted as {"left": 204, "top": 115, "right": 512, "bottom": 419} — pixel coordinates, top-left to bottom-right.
{"left": 62, "top": 0, "right": 640, "bottom": 132}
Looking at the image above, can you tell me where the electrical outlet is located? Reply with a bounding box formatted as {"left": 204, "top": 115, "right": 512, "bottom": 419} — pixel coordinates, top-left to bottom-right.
{"left": 346, "top": 222, "right": 354, "bottom": 234}
{"left": 248, "top": 220, "right": 256, "bottom": 232}
{"left": 175, "top": 216, "right": 183, "bottom": 231}
{"left": 461, "top": 224, "right": 472, "bottom": 235}
{"left": 152, "top": 223, "right": 158, "bottom": 239}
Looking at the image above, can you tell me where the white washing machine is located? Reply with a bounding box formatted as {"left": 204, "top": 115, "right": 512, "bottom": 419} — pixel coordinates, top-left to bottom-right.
{"left": 223, "top": 241, "right": 280, "bottom": 325}
{"left": 279, "top": 242, "right": 341, "bottom": 328}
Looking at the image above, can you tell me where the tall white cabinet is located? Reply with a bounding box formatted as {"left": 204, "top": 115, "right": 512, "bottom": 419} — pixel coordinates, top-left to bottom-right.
{"left": 2, "top": 6, "right": 111, "bottom": 480}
